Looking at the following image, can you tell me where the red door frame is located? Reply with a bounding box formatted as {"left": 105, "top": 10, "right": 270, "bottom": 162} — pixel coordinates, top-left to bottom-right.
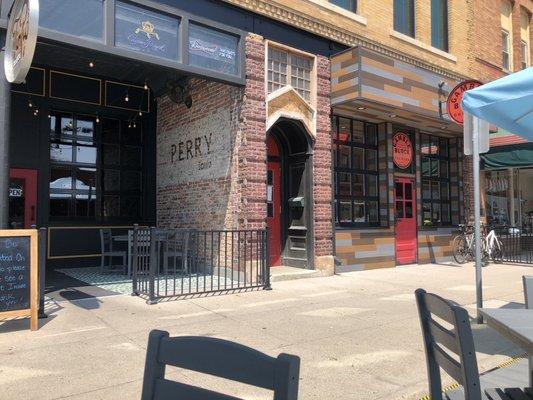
{"left": 267, "top": 136, "right": 282, "bottom": 267}
{"left": 9, "top": 168, "right": 38, "bottom": 228}
{"left": 394, "top": 177, "right": 417, "bottom": 265}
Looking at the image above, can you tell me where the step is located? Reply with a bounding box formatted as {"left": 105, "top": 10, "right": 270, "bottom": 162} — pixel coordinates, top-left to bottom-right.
{"left": 270, "top": 266, "right": 325, "bottom": 282}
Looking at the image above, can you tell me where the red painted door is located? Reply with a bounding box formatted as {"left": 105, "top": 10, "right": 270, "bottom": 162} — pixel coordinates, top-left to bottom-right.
{"left": 395, "top": 178, "right": 417, "bottom": 265}
{"left": 267, "top": 136, "right": 282, "bottom": 267}
{"left": 9, "top": 168, "right": 38, "bottom": 229}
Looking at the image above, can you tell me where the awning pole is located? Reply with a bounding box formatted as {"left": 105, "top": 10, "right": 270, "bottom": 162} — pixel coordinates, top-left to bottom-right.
{"left": 473, "top": 116, "right": 483, "bottom": 324}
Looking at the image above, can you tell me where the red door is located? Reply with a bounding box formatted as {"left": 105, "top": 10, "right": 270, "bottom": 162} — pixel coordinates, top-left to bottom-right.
{"left": 267, "top": 136, "right": 282, "bottom": 267}
{"left": 395, "top": 178, "right": 417, "bottom": 265}
{"left": 9, "top": 168, "right": 38, "bottom": 229}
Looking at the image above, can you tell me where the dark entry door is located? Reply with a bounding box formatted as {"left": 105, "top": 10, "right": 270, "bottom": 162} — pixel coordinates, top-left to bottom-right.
{"left": 9, "top": 168, "right": 38, "bottom": 229}
{"left": 267, "top": 136, "right": 282, "bottom": 267}
{"left": 395, "top": 178, "right": 417, "bottom": 265}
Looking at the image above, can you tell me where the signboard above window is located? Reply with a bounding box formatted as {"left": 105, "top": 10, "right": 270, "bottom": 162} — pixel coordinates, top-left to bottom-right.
{"left": 188, "top": 23, "right": 239, "bottom": 75}
{"left": 115, "top": 1, "right": 180, "bottom": 61}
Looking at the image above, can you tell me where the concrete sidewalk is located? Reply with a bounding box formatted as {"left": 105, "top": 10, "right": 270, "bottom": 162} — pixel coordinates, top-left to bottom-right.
{"left": 0, "top": 262, "right": 530, "bottom": 400}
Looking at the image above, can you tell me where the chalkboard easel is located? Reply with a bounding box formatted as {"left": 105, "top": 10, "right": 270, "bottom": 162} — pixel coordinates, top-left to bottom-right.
{"left": 0, "top": 229, "right": 39, "bottom": 331}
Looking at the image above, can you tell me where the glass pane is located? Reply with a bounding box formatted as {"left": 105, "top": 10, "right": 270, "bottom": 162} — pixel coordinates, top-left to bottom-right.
{"left": 432, "top": 181, "right": 440, "bottom": 200}
{"left": 421, "top": 134, "right": 430, "bottom": 155}
{"left": 76, "top": 146, "right": 97, "bottom": 164}
{"left": 50, "top": 144, "right": 73, "bottom": 163}
{"left": 395, "top": 182, "right": 404, "bottom": 199}
{"left": 396, "top": 201, "right": 404, "bottom": 219}
{"left": 440, "top": 138, "right": 449, "bottom": 156}
{"left": 103, "top": 145, "right": 120, "bottom": 166}
{"left": 352, "top": 174, "right": 364, "bottom": 197}
{"left": 441, "top": 182, "right": 449, "bottom": 201}
{"left": 352, "top": 147, "right": 364, "bottom": 170}
{"left": 422, "top": 158, "right": 431, "bottom": 177}
{"left": 122, "top": 171, "right": 142, "bottom": 192}
{"left": 189, "top": 23, "right": 238, "bottom": 75}
{"left": 40, "top": 0, "right": 104, "bottom": 41}
{"left": 432, "top": 203, "right": 441, "bottom": 222}
{"left": 122, "top": 146, "right": 142, "bottom": 167}
{"left": 431, "top": 159, "right": 440, "bottom": 177}
{"left": 365, "top": 123, "right": 377, "bottom": 146}
{"left": 75, "top": 168, "right": 96, "bottom": 191}
{"left": 121, "top": 196, "right": 142, "bottom": 218}
{"left": 367, "top": 201, "right": 379, "bottom": 223}
{"left": 353, "top": 202, "right": 365, "bottom": 222}
{"left": 405, "top": 201, "right": 413, "bottom": 218}
{"left": 423, "top": 202, "right": 432, "bottom": 225}
{"left": 339, "top": 201, "right": 352, "bottom": 223}
{"left": 338, "top": 173, "right": 351, "bottom": 196}
{"left": 102, "top": 119, "right": 120, "bottom": 143}
{"left": 76, "top": 119, "right": 95, "bottom": 143}
{"left": 75, "top": 193, "right": 96, "bottom": 217}
{"left": 405, "top": 183, "right": 413, "bottom": 200}
{"left": 441, "top": 203, "right": 451, "bottom": 223}
{"left": 338, "top": 145, "right": 351, "bottom": 168}
{"left": 366, "top": 175, "right": 378, "bottom": 197}
{"left": 124, "top": 122, "right": 142, "bottom": 144}
{"left": 49, "top": 116, "right": 57, "bottom": 137}
{"left": 337, "top": 118, "right": 350, "bottom": 143}
{"left": 103, "top": 170, "right": 121, "bottom": 192}
{"left": 431, "top": 136, "right": 439, "bottom": 155}
{"left": 50, "top": 166, "right": 72, "bottom": 190}
{"left": 103, "top": 196, "right": 120, "bottom": 218}
{"left": 352, "top": 121, "right": 364, "bottom": 143}
{"left": 60, "top": 117, "right": 74, "bottom": 137}
{"left": 422, "top": 181, "right": 431, "bottom": 200}
{"left": 440, "top": 160, "right": 448, "bottom": 178}
{"left": 366, "top": 149, "right": 377, "bottom": 171}
{"left": 330, "top": 0, "right": 356, "bottom": 12}
{"left": 115, "top": 1, "right": 179, "bottom": 60}
{"left": 50, "top": 194, "right": 70, "bottom": 217}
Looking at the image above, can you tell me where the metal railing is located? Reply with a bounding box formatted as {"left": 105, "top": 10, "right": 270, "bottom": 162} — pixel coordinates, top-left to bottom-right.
{"left": 500, "top": 231, "right": 533, "bottom": 264}
{"left": 132, "top": 227, "right": 270, "bottom": 303}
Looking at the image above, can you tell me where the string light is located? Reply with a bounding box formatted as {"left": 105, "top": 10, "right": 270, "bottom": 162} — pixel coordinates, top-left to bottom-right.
{"left": 89, "top": 62, "right": 94, "bottom": 68}
{"left": 28, "top": 98, "right": 33, "bottom": 108}
{"left": 96, "top": 114, "right": 100, "bottom": 123}
{"left": 128, "top": 121, "right": 132, "bottom": 129}
{"left": 133, "top": 121, "right": 136, "bottom": 128}
{"left": 144, "top": 81, "right": 148, "bottom": 90}
{"left": 138, "top": 109, "right": 143, "bottom": 117}
{"left": 124, "top": 91, "right": 129, "bottom": 102}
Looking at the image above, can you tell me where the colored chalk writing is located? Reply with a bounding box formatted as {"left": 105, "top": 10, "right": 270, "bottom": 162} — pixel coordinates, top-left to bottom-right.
{"left": 0, "top": 236, "right": 30, "bottom": 312}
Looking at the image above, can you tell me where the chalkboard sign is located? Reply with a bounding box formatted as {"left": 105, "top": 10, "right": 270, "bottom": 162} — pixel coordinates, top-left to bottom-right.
{"left": 0, "top": 230, "right": 38, "bottom": 331}
{"left": 0, "top": 236, "right": 30, "bottom": 312}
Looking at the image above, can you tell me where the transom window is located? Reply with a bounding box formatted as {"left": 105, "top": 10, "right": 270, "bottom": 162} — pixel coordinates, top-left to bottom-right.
{"left": 329, "top": 0, "right": 357, "bottom": 12}
{"left": 267, "top": 47, "right": 313, "bottom": 102}
{"left": 421, "top": 134, "right": 451, "bottom": 226}
{"left": 333, "top": 116, "right": 379, "bottom": 227}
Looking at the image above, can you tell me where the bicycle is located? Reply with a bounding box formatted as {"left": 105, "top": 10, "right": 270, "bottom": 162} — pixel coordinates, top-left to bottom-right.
{"left": 484, "top": 224, "right": 503, "bottom": 263}
{"left": 452, "top": 224, "right": 489, "bottom": 265}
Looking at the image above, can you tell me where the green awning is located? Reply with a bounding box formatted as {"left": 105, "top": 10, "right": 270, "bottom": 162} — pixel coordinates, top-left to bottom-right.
{"left": 481, "top": 143, "right": 533, "bottom": 170}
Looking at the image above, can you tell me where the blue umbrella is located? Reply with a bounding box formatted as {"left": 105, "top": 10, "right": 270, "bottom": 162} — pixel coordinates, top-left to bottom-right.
{"left": 462, "top": 67, "right": 533, "bottom": 141}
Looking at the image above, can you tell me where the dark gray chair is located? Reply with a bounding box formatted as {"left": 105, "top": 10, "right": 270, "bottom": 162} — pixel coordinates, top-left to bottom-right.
{"left": 141, "top": 330, "right": 300, "bottom": 400}
{"left": 524, "top": 276, "right": 533, "bottom": 310}
{"left": 100, "top": 228, "right": 127, "bottom": 274}
{"left": 415, "top": 289, "right": 531, "bottom": 400}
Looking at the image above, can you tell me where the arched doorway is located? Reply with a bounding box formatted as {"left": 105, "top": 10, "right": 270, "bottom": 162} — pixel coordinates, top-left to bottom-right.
{"left": 266, "top": 118, "right": 314, "bottom": 269}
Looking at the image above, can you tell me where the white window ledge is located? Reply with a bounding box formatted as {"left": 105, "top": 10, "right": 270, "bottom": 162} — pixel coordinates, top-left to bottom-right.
{"left": 390, "top": 30, "right": 457, "bottom": 63}
{"left": 307, "top": 0, "right": 367, "bottom": 26}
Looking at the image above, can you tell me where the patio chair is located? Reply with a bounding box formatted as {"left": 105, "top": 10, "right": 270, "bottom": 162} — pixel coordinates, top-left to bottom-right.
{"left": 100, "top": 228, "right": 127, "bottom": 274}
{"left": 415, "top": 289, "right": 531, "bottom": 400}
{"left": 141, "top": 329, "right": 300, "bottom": 400}
{"left": 524, "top": 276, "right": 533, "bottom": 309}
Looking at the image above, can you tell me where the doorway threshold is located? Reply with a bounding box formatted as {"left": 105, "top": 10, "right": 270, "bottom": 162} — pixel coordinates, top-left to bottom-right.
{"left": 270, "top": 266, "right": 324, "bottom": 282}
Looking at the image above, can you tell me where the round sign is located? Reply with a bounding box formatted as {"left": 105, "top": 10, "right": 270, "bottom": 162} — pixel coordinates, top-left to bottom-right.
{"left": 4, "top": 0, "right": 39, "bottom": 84}
{"left": 393, "top": 132, "right": 413, "bottom": 170}
{"left": 446, "top": 80, "right": 482, "bottom": 125}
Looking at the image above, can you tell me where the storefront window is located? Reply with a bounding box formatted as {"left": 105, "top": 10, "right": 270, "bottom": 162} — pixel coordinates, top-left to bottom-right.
{"left": 333, "top": 116, "right": 379, "bottom": 226}
{"left": 421, "top": 133, "right": 451, "bottom": 226}
{"left": 115, "top": 1, "right": 180, "bottom": 61}
{"left": 39, "top": 0, "right": 104, "bottom": 41}
{"left": 189, "top": 23, "right": 239, "bottom": 75}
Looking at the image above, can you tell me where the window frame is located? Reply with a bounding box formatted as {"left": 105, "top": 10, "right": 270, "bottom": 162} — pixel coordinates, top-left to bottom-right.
{"left": 431, "top": 0, "right": 449, "bottom": 52}
{"left": 521, "top": 40, "right": 529, "bottom": 69}
{"left": 502, "top": 29, "right": 511, "bottom": 70}
{"left": 394, "top": 0, "right": 415, "bottom": 38}
{"left": 267, "top": 44, "right": 315, "bottom": 104}
{"left": 333, "top": 116, "right": 380, "bottom": 228}
{"left": 420, "top": 133, "right": 452, "bottom": 227}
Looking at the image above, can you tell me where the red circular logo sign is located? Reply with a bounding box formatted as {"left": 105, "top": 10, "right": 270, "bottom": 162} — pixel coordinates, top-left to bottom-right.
{"left": 393, "top": 132, "right": 413, "bottom": 170}
{"left": 446, "top": 80, "right": 483, "bottom": 125}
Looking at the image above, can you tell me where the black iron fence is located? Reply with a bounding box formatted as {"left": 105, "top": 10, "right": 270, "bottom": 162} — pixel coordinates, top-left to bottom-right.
{"left": 500, "top": 231, "right": 533, "bottom": 264}
{"left": 132, "top": 227, "right": 270, "bottom": 303}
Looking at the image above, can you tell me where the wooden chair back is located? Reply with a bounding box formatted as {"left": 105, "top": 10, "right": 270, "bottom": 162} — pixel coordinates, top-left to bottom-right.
{"left": 524, "top": 276, "right": 533, "bottom": 309}
{"left": 415, "top": 289, "right": 482, "bottom": 400}
{"left": 141, "top": 329, "right": 300, "bottom": 400}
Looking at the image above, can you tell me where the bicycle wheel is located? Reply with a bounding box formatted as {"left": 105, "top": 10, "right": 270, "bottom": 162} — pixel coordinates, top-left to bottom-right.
{"left": 491, "top": 239, "right": 504, "bottom": 263}
{"left": 452, "top": 235, "right": 468, "bottom": 264}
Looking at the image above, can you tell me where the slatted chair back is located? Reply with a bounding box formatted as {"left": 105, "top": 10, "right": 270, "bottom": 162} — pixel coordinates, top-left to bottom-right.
{"left": 524, "top": 276, "right": 533, "bottom": 309}
{"left": 415, "top": 289, "right": 482, "bottom": 400}
{"left": 100, "top": 228, "right": 113, "bottom": 253}
{"left": 141, "top": 330, "right": 300, "bottom": 400}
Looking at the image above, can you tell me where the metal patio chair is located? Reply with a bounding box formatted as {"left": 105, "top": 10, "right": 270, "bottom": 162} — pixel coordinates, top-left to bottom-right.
{"left": 415, "top": 289, "right": 531, "bottom": 400}
{"left": 99, "top": 228, "right": 127, "bottom": 274}
{"left": 141, "top": 329, "right": 300, "bottom": 400}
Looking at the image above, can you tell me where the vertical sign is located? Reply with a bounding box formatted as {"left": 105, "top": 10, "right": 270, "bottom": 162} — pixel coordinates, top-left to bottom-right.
{"left": 0, "top": 229, "right": 38, "bottom": 330}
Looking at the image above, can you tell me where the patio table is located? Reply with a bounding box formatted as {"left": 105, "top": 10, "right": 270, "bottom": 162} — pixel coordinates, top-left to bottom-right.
{"left": 479, "top": 308, "right": 533, "bottom": 388}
